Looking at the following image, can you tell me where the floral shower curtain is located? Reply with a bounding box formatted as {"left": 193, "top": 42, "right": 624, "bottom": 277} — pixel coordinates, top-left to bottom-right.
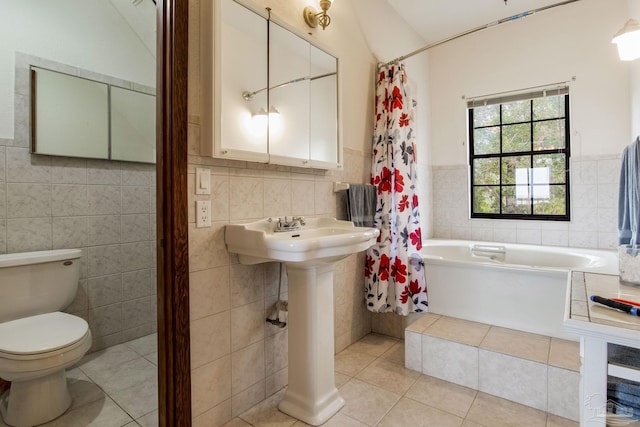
{"left": 365, "top": 62, "right": 427, "bottom": 315}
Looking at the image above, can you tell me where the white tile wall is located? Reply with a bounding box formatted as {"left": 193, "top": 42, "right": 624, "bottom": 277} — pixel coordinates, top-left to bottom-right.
{"left": 478, "top": 349, "right": 548, "bottom": 411}
{"left": 411, "top": 328, "right": 580, "bottom": 422}
{"left": 404, "top": 330, "right": 423, "bottom": 372}
{"left": 186, "top": 139, "right": 375, "bottom": 421}
{"left": 191, "top": 356, "right": 232, "bottom": 418}
{"left": 0, "top": 142, "right": 157, "bottom": 352}
{"left": 422, "top": 335, "right": 479, "bottom": 389}
{"left": 432, "top": 155, "right": 622, "bottom": 249}
{"left": 547, "top": 366, "right": 580, "bottom": 421}
{"left": 1, "top": 52, "right": 158, "bottom": 350}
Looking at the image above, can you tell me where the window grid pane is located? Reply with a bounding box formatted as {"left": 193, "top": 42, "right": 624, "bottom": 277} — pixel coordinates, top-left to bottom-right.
{"left": 473, "top": 127, "right": 500, "bottom": 155}
{"left": 533, "top": 95, "right": 565, "bottom": 120}
{"left": 473, "top": 104, "right": 500, "bottom": 127}
{"left": 469, "top": 93, "right": 570, "bottom": 220}
{"left": 473, "top": 158, "right": 500, "bottom": 185}
{"left": 502, "top": 99, "right": 531, "bottom": 124}
{"left": 502, "top": 124, "right": 531, "bottom": 153}
{"left": 533, "top": 119, "right": 565, "bottom": 151}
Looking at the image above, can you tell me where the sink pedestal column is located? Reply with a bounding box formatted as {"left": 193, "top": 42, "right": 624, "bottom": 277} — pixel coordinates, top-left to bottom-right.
{"left": 278, "top": 263, "right": 345, "bottom": 426}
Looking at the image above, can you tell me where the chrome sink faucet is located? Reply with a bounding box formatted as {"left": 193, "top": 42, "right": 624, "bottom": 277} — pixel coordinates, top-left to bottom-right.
{"left": 270, "top": 216, "right": 305, "bottom": 232}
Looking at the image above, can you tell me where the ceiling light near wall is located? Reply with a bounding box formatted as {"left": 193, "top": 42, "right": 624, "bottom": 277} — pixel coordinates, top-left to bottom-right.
{"left": 304, "top": 0, "right": 335, "bottom": 30}
{"left": 612, "top": 19, "right": 640, "bottom": 61}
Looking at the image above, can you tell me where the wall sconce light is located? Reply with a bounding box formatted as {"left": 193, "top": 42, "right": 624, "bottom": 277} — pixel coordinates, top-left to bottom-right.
{"left": 612, "top": 19, "right": 640, "bottom": 61}
{"left": 253, "top": 107, "right": 268, "bottom": 119}
{"left": 250, "top": 106, "right": 281, "bottom": 132}
{"left": 250, "top": 108, "right": 268, "bottom": 135}
{"left": 268, "top": 106, "right": 282, "bottom": 133}
{"left": 304, "top": 0, "right": 335, "bottom": 30}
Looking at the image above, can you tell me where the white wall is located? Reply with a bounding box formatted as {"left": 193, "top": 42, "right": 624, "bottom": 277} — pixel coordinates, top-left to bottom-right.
{"left": 426, "top": 0, "right": 632, "bottom": 250}
{"left": 629, "top": 0, "right": 640, "bottom": 137}
{"left": 429, "top": 0, "right": 630, "bottom": 166}
{"left": 0, "top": 0, "right": 155, "bottom": 139}
{"left": 351, "top": 0, "right": 434, "bottom": 237}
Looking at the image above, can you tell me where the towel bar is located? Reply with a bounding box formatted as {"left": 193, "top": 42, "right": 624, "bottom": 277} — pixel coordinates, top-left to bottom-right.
{"left": 333, "top": 182, "right": 350, "bottom": 192}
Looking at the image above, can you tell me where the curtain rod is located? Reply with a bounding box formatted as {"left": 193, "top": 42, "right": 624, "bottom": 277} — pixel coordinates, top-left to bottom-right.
{"left": 380, "top": 0, "right": 582, "bottom": 68}
{"left": 463, "top": 77, "right": 575, "bottom": 103}
{"left": 242, "top": 72, "right": 336, "bottom": 100}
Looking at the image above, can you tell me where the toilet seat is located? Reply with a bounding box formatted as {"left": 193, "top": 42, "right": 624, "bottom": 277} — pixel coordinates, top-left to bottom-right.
{"left": 0, "top": 312, "right": 89, "bottom": 359}
{"left": 0, "top": 314, "right": 92, "bottom": 427}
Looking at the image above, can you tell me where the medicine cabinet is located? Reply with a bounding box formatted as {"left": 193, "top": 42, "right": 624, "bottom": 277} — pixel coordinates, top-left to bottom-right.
{"left": 204, "top": 0, "right": 342, "bottom": 169}
{"left": 31, "top": 66, "right": 156, "bottom": 164}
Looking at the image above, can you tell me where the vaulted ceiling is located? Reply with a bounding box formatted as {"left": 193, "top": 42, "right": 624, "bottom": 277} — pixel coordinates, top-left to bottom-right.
{"left": 108, "top": 0, "right": 156, "bottom": 58}
{"left": 384, "top": 0, "right": 580, "bottom": 44}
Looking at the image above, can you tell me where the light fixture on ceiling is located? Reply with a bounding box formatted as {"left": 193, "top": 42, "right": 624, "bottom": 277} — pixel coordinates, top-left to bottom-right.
{"left": 304, "top": 0, "right": 335, "bottom": 30}
{"left": 612, "top": 19, "right": 640, "bottom": 61}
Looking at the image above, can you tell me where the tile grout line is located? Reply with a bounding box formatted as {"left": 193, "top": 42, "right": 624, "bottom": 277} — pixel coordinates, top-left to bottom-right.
{"left": 389, "top": 332, "right": 569, "bottom": 426}
{"left": 77, "top": 360, "right": 139, "bottom": 423}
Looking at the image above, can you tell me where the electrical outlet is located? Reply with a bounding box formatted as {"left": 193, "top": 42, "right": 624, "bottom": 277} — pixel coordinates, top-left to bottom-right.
{"left": 196, "top": 201, "right": 211, "bottom": 228}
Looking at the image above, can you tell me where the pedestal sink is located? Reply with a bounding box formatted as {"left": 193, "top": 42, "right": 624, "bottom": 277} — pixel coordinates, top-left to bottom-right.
{"left": 225, "top": 218, "right": 379, "bottom": 425}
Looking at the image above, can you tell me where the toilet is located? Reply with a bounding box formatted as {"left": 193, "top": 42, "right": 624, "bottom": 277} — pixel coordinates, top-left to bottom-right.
{"left": 0, "top": 249, "right": 92, "bottom": 427}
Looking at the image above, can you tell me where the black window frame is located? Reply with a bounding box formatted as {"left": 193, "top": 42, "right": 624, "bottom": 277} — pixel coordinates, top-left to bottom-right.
{"left": 468, "top": 92, "right": 571, "bottom": 221}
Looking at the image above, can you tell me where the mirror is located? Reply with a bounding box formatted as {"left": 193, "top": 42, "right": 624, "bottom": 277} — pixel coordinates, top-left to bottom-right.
{"left": 212, "top": 0, "right": 341, "bottom": 169}
{"left": 309, "top": 45, "right": 338, "bottom": 165}
{"left": 268, "top": 21, "right": 311, "bottom": 163}
{"left": 111, "top": 86, "right": 156, "bottom": 163}
{"left": 218, "top": 0, "right": 269, "bottom": 161}
{"left": 29, "top": 63, "right": 156, "bottom": 164}
{"left": 32, "top": 67, "right": 109, "bottom": 159}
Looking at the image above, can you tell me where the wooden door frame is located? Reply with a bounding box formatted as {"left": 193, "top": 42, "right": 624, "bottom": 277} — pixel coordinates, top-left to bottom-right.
{"left": 157, "top": 0, "right": 191, "bottom": 426}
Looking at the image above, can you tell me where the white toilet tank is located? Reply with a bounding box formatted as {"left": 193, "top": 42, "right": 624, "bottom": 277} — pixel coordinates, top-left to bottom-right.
{"left": 0, "top": 249, "right": 82, "bottom": 324}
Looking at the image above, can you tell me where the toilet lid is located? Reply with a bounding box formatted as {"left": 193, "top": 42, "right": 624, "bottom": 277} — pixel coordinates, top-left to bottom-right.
{"left": 0, "top": 312, "right": 89, "bottom": 355}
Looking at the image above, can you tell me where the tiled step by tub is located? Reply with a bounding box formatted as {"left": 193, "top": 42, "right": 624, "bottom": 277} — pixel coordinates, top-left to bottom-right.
{"left": 404, "top": 314, "right": 581, "bottom": 422}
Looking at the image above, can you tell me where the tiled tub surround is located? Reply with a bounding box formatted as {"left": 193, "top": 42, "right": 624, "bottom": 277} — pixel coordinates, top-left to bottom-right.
{"left": 405, "top": 314, "right": 581, "bottom": 421}
{"left": 432, "top": 155, "right": 621, "bottom": 250}
{"left": 0, "top": 140, "right": 157, "bottom": 352}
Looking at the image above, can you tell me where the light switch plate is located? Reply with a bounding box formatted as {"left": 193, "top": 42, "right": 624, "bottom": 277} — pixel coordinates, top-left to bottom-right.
{"left": 196, "top": 168, "right": 210, "bottom": 195}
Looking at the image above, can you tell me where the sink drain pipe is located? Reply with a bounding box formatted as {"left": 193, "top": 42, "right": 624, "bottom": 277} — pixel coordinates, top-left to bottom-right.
{"left": 267, "top": 263, "right": 288, "bottom": 328}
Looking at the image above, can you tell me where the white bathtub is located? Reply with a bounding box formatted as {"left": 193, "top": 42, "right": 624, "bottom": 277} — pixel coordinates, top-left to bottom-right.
{"left": 422, "top": 239, "right": 618, "bottom": 340}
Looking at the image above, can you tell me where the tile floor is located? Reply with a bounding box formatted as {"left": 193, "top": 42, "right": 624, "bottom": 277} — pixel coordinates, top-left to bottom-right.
{"left": 0, "top": 334, "right": 159, "bottom": 427}
{"left": 224, "top": 333, "right": 579, "bottom": 427}
{"left": 1, "top": 332, "right": 578, "bottom": 427}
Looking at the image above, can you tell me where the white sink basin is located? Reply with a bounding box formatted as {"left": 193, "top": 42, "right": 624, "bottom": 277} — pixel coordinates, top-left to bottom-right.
{"left": 225, "top": 217, "right": 379, "bottom": 425}
{"left": 225, "top": 217, "right": 380, "bottom": 265}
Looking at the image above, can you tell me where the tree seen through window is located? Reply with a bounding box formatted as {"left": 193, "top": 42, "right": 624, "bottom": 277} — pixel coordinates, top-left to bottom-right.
{"left": 468, "top": 91, "right": 570, "bottom": 220}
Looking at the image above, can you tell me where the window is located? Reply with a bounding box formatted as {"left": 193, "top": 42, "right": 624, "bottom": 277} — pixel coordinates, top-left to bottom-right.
{"left": 468, "top": 89, "right": 570, "bottom": 220}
